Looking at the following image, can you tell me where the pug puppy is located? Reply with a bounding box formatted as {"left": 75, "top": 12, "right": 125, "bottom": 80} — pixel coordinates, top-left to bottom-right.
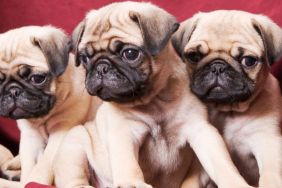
{"left": 54, "top": 2, "right": 253, "bottom": 188}
{"left": 0, "top": 26, "right": 101, "bottom": 187}
{"left": 172, "top": 10, "right": 282, "bottom": 188}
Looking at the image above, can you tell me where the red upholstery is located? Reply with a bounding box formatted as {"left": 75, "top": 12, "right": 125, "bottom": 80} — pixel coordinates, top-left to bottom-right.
{"left": 0, "top": 0, "right": 282, "bottom": 187}
{"left": 25, "top": 182, "right": 55, "bottom": 188}
{"left": 0, "top": 118, "right": 19, "bottom": 155}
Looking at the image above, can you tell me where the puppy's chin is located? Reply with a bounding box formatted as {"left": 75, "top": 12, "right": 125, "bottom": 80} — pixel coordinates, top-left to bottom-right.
{"left": 0, "top": 91, "right": 55, "bottom": 119}
{"left": 86, "top": 85, "right": 146, "bottom": 103}
{"left": 191, "top": 63, "right": 255, "bottom": 104}
{"left": 85, "top": 62, "right": 147, "bottom": 103}
{"left": 195, "top": 86, "right": 252, "bottom": 104}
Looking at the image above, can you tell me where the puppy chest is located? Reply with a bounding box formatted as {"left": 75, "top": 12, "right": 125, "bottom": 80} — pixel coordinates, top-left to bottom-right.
{"left": 138, "top": 125, "right": 192, "bottom": 187}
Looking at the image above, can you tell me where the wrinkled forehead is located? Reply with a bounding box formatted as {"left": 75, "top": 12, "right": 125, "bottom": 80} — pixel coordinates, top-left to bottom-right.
{"left": 189, "top": 12, "right": 264, "bottom": 52}
{"left": 0, "top": 33, "right": 48, "bottom": 72}
{"left": 79, "top": 8, "right": 143, "bottom": 53}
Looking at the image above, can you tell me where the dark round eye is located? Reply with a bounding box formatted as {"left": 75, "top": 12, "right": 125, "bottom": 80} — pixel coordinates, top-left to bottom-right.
{"left": 30, "top": 74, "right": 47, "bottom": 85}
{"left": 79, "top": 54, "right": 90, "bottom": 65}
{"left": 122, "top": 48, "right": 140, "bottom": 61}
{"left": 241, "top": 56, "right": 258, "bottom": 68}
{"left": 184, "top": 51, "right": 203, "bottom": 63}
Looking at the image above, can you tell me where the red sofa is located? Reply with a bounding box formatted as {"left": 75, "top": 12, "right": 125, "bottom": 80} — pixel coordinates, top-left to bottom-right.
{"left": 0, "top": 0, "right": 282, "bottom": 187}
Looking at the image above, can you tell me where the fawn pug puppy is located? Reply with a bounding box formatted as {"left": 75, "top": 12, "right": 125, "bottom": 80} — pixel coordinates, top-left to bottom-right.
{"left": 173, "top": 10, "right": 282, "bottom": 188}
{"left": 54, "top": 2, "right": 253, "bottom": 188}
{"left": 0, "top": 26, "right": 101, "bottom": 187}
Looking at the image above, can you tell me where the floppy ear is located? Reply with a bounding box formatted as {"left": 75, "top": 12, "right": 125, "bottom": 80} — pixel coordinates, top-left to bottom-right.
{"left": 252, "top": 15, "right": 282, "bottom": 65}
{"left": 129, "top": 7, "right": 179, "bottom": 56}
{"left": 172, "top": 17, "right": 198, "bottom": 60}
{"left": 71, "top": 20, "right": 86, "bottom": 67}
{"left": 32, "top": 28, "right": 71, "bottom": 76}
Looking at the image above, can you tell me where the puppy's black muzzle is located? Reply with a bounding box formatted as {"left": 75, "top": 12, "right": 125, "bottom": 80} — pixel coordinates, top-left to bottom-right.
{"left": 85, "top": 58, "right": 147, "bottom": 103}
{"left": 0, "top": 82, "right": 55, "bottom": 119}
{"left": 191, "top": 59, "right": 255, "bottom": 104}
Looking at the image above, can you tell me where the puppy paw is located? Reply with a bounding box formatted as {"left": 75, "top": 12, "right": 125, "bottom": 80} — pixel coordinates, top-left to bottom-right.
{"left": 0, "top": 169, "right": 21, "bottom": 181}
{"left": 0, "top": 157, "right": 21, "bottom": 181}
{"left": 115, "top": 181, "right": 152, "bottom": 188}
{"left": 0, "top": 165, "right": 21, "bottom": 181}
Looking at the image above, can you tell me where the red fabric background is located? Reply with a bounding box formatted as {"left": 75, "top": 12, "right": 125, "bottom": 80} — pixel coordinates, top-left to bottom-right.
{"left": 0, "top": 0, "right": 282, "bottom": 174}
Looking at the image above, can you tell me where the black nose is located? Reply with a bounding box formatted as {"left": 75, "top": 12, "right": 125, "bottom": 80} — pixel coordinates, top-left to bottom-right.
{"left": 210, "top": 61, "right": 228, "bottom": 75}
{"left": 7, "top": 86, "right": 22, "bottom": 98}
{"left": 96, "top": 62, "right": 111, "bottom": 75}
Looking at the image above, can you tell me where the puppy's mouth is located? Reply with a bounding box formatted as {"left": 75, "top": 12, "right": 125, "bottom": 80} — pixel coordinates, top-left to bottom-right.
{"left": 86, "top": 74, "right": 147, "bottom": 103}
{"left": 204, "top": 83, "right": 239, "bottom": 103}
{"left": 207, "top": 85, "right": 226, "bottom": 95}
{"left": 8, "top": 107, "right": 30, "bottom": 119}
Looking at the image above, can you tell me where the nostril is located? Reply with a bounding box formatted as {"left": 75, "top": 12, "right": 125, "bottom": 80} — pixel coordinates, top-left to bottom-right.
{"left": 9, "top": 87, "right": 21, "bottom": 97}
{"left": 97, "top": 63, "right": 110, "bottom": 74}
{"left": 102, "top": 66, "right": 109, "bottom": 74}
{"left": 219, "top": 67, "right": 224, "bottom": 73}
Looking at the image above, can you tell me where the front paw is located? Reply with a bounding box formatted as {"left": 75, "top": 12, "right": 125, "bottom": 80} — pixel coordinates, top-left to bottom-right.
{"left": 115, "top": 181, "right": 152, "bottom": 188}
{"left": 1, "top": 158, "right": 21, "bottom": 181}
{"left": 0, "top": 169, "right": 21, "bottom": 181}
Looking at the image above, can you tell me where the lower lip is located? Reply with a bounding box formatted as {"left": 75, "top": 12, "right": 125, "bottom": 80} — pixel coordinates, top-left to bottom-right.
{"left": 212, "top": 86, "right": 222, "bottom": 91}
{"left": 10, "top": 108, "right": 26, "bottom": 116}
